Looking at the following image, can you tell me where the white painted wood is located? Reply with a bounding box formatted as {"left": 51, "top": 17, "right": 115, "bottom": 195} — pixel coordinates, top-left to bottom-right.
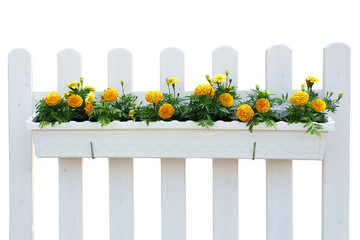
{"left": 108, "top": 48, "right": 134, "bottom": 240}
{"left": 108, "top": 158, "right": 134, "bottom": 240}
{"left": 160, "top": 47, "right": 186, "bottom": 239}
{"left": 58, "top": 49, "right": 83, "bottom": 240}
{"left": 8, "top": 49, "right": 33, "bottom": 240}
{"left": 213, "top": 46, "right": 238, "bottom": 86}
{"left": 58, "top": 158, "right": 83, "bottom": 239}
{"left": 160, "top": 47, "right": 185, "bottom": 95}
{"left": 322, "top": 43, "right": 350, "bottom": 240}
{"left": 213, "top": 159, "right": 238, "bottom": 240}
{"left": 212, "top": 46, "right": 238, "bottom": 240}
{"left": 161, "top": 158, "right": 186, "bottom": 240}
{"left": 265, "top": 45, "right": 293, "bottom": 240}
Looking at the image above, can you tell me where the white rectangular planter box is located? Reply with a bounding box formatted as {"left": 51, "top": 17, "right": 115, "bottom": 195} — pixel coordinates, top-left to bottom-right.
{"left": 26, "top": 118, "right": 335, "bottom": 160}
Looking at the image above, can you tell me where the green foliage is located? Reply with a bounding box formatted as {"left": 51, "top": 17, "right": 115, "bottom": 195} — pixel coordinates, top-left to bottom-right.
{"left": 34, "top": 99, "right": 71, "bottom": 128}
{"left": 243, "top": 85, "right": 278, "bottom": 132}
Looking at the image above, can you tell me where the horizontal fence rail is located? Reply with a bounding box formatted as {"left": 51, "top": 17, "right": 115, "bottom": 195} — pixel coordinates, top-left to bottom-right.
{"left": 8, "top": 44, "right": 350, "bottom": 240}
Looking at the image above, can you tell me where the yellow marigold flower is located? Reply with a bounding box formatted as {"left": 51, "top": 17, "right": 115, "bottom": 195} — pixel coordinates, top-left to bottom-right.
{"left": 129, "top": 109, "right": 135, "bottom": 117}
{"left": 67, "top": 94, "right": 83, "bottom": 108}
{"left": 194, "top": 84, "right": 215, "bottom": 98}
{"left": 158, "top": 103, "right": 175, "bottom": 119}
{"left": 237, "top": 104, "right": 254, "bottom": 122}
{"left": 84, "top": 103, "right": 93, "bottom": 115}
{"left": 306, "top": 76, "right": 319, "bottom": 84}
{"left": 145, "top": 90, "right": 163, "bottom": 103}
{"left": 255, "top": 98, "right": 270, "bottom": 113}
{"left": 84, "top": 85, "right": 95, "bottom": 92}
{"left": 167, "top": 77, "right": 180, "bottom": 85}
{"left": 45, "top": 92, "right": 61, "bottom": 106}
{"left": 311, "top": 99, "right": 327, "bottom": 112}
{"left": 67, "top": 81, "right": 79, "bottom": 90}
{"left": 103, "top": 88, "right": 119, "bottom": 102}
{"left": 219, "top": 93, "right": 234, "bottom": 107}
{"left": 211, "top": 74, "right": 226, "bottom": 84}
{"left": 290, "top": 91, "right": 309, "bottom": 106}
{"left": 64, "top": 91, "right": 72, "bottom": 99}
{"left": 85, "top": 92, "right": 95, "bottom": 104}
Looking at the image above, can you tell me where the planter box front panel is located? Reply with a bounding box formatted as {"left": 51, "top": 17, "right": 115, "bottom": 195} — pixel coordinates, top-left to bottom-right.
{"left": 28, "top": 120, "right": 333, "bottom": 160}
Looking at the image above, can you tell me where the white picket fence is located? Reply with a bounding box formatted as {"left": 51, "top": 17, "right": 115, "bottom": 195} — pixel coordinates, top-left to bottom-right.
{"left": 8, "top": 44, "right": 350, "bottom": 240}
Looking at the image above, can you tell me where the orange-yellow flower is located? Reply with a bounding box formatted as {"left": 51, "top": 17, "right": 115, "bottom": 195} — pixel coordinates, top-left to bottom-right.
{"left": 67, "top": 94, "right": 83, "bottom": 108}
{"left": 158, "top": 103, "right": 175, "bottom": 119}
{"left": 84, "top": 103, "right": 93, "bottom": 115}
{"left": 237, "top": 104, "right": 254, "bottom": 122}
{"left": 103, "top": 88, "right": 119, "bottom": 102}
{"left": 45, "top": 92, "right": 61, "bottom": 106}
{"left": 129, "top": 109, "right": 135, "bottom": 117}
{"left": 219, "top": 93, "right": 234, "bottom": 107}
{"left": 290, "top": 91, "right": 309, "bottom": 106}
{"left": 194, "top": 84, "right": 215, "bottom": 98}
{"left": 311, "top": 99, "right": 327, "bottom": 112}
{"left": 255, "top": 98, "right": 270, "bottom": 113}
{"left": 145, "top": 90, "right": 163, "bottom": 104}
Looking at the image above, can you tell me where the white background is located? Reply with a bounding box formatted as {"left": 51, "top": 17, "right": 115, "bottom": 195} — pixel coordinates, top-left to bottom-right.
{"left": 1, "top": 0, "right": 359, "bottom": 239}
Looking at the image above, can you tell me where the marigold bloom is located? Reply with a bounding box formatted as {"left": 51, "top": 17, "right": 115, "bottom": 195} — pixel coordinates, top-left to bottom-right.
{"left": 45, "top": 92, "right": 61, "bottom": 106}
{"left": 67, "top": 94, "right": 83, "bottom": 108}
{"left": 219, "top": 93, "right": 234, "bottom": 107}
{"left": 167, "top": 77, "right": 180, "bottom": 85}
{"left": 64, "top": 91, "right": 72, "bottom": 99}
{"left": 194, "top": 84, "right": 215, "bottom": 98}
{"left": 129, "top": 109, "right": 135, "bottom": 117}
{"left": 211, "top": 74, "right": 226, "bottom": 84}
{"left": 237, "top": 104, "right": 254, "bottom": 122}
{"left": 67, "top": 81, "right": 79, "bottom": 90}
{"left": 306, "top": 76, "right": 319, "bottom": 84}
{"left": 85, "top": 92, "right": 95, "bottom": 104}
{"left": 158, "top": 103, "right": 175, "bottom": 119}
{"left": 103, "top": 88, "right": 119, "bottom": 102}
{"left": 255, "top": 98, "right": 270, "bottom": 113}
{"left": 145, "top": 90, "right": 163, "bottom": 103}
{"left": 290, "top": 91, "right": 309, "bottom": 106}
{"left": 84, "top": 86, "right": 96, "bottom": 92}
{"left": 311, "top": 99, "right": 327, "bottom": 112}
{"left": 84, "top": 103, "right": 93, "bottom": 115}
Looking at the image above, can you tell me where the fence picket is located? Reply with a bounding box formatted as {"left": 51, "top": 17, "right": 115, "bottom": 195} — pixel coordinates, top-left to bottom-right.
{"left": 160, "top": 48, "right": 186, "bottom": 240}
{"left": 265, "top": 45, "right": 293, "bottom": 240}
{"left": 9, "top": 49, "right": 33, "bottom": 239}
{"left": 108, "top": 48, "right": 134, "bottom": 240}
{"left": 57, "top": 49, "right": 83, "bottom": 239}
{"left": 322, "top": 43, "right": 350, "bottom": 240}
{"left": 212, "top": 46, "right": 239, "bottom": 240}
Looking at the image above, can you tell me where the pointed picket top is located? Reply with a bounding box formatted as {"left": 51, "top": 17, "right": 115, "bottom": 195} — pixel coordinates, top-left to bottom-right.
{"left": 160, "top": 47, "right": 185, "bottom": 95}
{"left": 212, "top": 46, "right": 238, "bottom": 87}
{"left": 322, "top": 42, "right": 350, "bottom": 240}
{"left": 265, "top": 45, "right": 292, "bottom": 95}
{"left": 108, "top": 48, "right": 133, "bottom": 93}
{"left": 58, "top": 49, "right": 82, "bottom": 95}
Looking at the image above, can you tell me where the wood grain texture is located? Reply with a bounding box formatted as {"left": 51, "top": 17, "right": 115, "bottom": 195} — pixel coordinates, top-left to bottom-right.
{"left": 322, "top": 43, "right": 350, "bottom": 240}
{"left": 108, "top": 48, "right": 134, "bottom": 240}
{"left": 265, "top": 45, "right": 293, "bottom": 240}
{"left": 9, "top": 49, "right": 33, "bottom": 240}
{"left": 58, "top": 49, "right": 83, "bottom": 240}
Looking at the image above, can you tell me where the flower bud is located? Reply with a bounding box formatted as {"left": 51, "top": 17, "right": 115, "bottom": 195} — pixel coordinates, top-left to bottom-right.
{"left": 225, "top": 69, "right": 229, "bottom": 75}
{"left": 301, "top": 84, "right": 306, "bottom": 91}
{"left": 256, "top": 84, "right": 259, "bottom": 90}
{"left": 339, "top": 92, "right": 343, "bottom": 99}
{"left": 205, "top": 74, "right": 210, "bottom": 80}
{"left": 121, "top": 80, "right": 124, "bottom": 86}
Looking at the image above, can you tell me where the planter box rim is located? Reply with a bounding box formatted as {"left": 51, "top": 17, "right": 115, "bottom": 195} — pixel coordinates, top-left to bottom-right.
{"left": 26, "top": 116, "right": 335, "bottom": 132}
